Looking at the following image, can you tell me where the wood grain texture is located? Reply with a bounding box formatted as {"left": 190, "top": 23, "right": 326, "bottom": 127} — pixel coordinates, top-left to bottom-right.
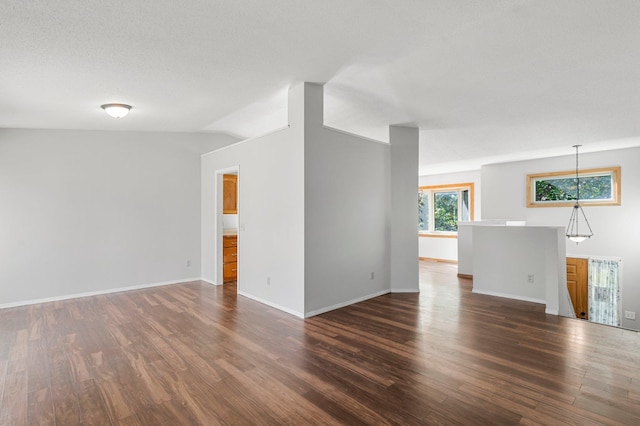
{"left": 222, "top": 173, "right": 238, "bottom": 214}
{"left": 1, "top": 261, "right": 639, "bottom": 425}
{"left": 567, "top": 257, "right": 588, "bottom": 319}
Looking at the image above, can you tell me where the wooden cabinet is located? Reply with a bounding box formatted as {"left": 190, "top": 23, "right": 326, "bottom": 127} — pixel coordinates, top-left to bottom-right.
{"left": 223, "top": 235, "right": 238, "bottom": 282}
{"left": 223, "top": 174, "right": 238, "bottom": 214}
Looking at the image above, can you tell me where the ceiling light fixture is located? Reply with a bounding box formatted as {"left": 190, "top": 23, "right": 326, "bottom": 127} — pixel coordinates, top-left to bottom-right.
{"left": 565, "top": 145, "right": 593, "bottom": 244}
{"left": 101, "top": 103, "right": 132, "bottom": 118}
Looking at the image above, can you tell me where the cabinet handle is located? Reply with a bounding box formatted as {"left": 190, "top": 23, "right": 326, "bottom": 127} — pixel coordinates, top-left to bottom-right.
{"left": 232, "top": 253, "right": 237, "bottom": 257}
{"left": 231, "top": 242, "right": 237, "bottom": 246}
{"left": 232, "top": 269, "right": 237, "bottom": 272}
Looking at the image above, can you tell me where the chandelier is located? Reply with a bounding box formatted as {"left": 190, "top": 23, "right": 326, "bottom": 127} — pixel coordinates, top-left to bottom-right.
{"left": 565, "top": 145, "right": 593, "bottom": 243}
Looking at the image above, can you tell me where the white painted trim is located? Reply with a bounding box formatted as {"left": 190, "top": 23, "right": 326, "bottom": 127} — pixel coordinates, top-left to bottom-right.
{"left": 566, "top": 253, "right": 590, "bottom": 259}
{"left": 545, "top": 307, "right": 559, "bottom": 315}
{"left": 588, "top": 255, "right": 623, "bottom": 263}
{"left": 200, "top": 278, "right": 219, "bottom": 286}
{"left": 216, "top": 165, "right": 240, "bottom": 175}
{"left": 566, "top": 254, "right": 624, "bottom": 261}
{"left": 214, "top": 165, "right": 240, "bottom": 286}
{"left": 304, "top": 289, "right": 391, "bottom": 318}
{"left": 201, "top": 125, "right": 291, "bottom": 158}
{"left": 0, "top": 277, "right": 203, "bottom": 309}
{"left": 237, "top": 291, "right": 304, "bottom": 318}
{"left": 392, "top": 289, "right": 421, "bottom": 293}
{"left": 472, "top": 288, "right": 546, "bottom": 306}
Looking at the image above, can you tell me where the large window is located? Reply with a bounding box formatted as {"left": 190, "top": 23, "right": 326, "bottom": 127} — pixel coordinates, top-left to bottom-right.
{"left": 526, "top": 167, "right": 621, "bottom": 207}
{"left": 419, "top": 183, "right": 474, "bottom": 237}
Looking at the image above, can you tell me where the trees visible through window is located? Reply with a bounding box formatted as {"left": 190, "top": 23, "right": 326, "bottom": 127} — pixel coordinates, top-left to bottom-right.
{"left": 418, "top": 191, "right": 429, "bottom": 231}
{"left": 527, "top": 167, "right": 621, "bottom": 207}
{"left": 535, "top": 175, "right": 611, "bottom": 202}
{"left": 434, "top": 191, "right": 458, "bottom": 232}
{"left": 419, "top": 183, "right": 474, "bottom": 235}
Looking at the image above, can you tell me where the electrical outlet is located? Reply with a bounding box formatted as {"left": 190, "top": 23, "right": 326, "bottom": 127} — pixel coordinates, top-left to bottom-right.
{"left": 266, "top": 277, "right": 271, "bottom": 286}
{"left": 527, "top": 274, "right": 534, "bottom": 284}
{"left": 624, "top": 311, "right": 636, "bottom": 320}
{"left": 186, "top": 260, "right": 191, "bottom": 267}
{"left": 371, "top": 272, "right": 375, "bottom": 280}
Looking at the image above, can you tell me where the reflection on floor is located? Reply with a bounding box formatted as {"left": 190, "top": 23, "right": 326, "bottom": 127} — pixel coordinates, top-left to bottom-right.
{"left": 0, "top": 261, "right": 639, "bottom": 424}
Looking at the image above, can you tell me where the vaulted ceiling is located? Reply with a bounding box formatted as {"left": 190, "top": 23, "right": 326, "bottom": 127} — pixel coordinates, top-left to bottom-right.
{"left": 2, "top": 1, "right": 639, "bottom": 174}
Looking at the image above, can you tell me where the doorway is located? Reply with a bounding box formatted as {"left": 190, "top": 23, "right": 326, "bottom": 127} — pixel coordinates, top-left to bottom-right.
{"left": 216, "top": 166, "right": 239, "bottom": 290}
{"left": 566, "top": 256, "right": 622, "bottom": 327}
{"left": 566, "top": 257, "right": 588, "bottom": 320}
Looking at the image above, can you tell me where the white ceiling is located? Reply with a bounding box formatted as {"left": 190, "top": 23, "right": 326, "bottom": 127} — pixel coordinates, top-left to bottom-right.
{"left": 2, "top": 0, "right": 639, "bottom": 175}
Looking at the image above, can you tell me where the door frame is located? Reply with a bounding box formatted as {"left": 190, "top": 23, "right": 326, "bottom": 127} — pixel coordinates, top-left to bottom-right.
{"left": 215, "top": 165, "right": 240, "bottom": 287}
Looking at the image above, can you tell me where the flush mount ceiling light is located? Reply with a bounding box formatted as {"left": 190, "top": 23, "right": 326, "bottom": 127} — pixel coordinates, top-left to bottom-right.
{"left": 566, "top": 145, "right": 594, "bottom": 244}
{"left": 101, "top": 103, "right": 132, "bottom": 118}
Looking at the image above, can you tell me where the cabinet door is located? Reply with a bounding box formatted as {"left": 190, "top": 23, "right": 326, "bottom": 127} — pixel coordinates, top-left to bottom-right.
{"left": 223, "top": 262, "right": 237, "bottom": 282}
{"left": 223, "top": 246, "right": 237, "bottom": 263}
{"left": 223, "top": 174, "right": 237, "bottom": 214}
{"left": 223, "top": 235, "right": 238, "bottom": 248}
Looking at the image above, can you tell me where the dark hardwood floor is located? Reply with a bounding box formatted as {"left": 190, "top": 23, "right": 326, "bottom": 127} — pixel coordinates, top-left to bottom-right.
{"left": 1, "top": 261, "right": 639, "bottom": 425}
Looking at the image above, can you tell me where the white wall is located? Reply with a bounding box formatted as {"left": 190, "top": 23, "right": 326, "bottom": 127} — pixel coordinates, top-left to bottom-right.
{"left": 222, "top": 214, "right": 238, "bottom": 229}
{"left": 202, "top": 83, "right": 418, "bottom": 317}
{"left": 482, "top": 147, "right": 640, "bottom": 330}
{"left": 390, "top": 126, "right": 420, "bottom": 292}
{"left": 457, "top": 220, "right": 527, "bottom": 276}
{"left": 201, "top": 85, "right": 306, "bottom": 317}
{"left": 304, "top": 87, "right": 393, "bottom": 312}
{"left": 457, "top": 223, "right": 474, "bottom": 275}
{"left": 472, "top": 225, "right": 566, "bottom": 315}
{"left": 418, "top": 237, "right": 458, "bottom": 262}
{"left": 0, "top": 128, "right": 236, "bottom": 307}
{"left": 418, "top": 169, "right": 481, "bottom": 261}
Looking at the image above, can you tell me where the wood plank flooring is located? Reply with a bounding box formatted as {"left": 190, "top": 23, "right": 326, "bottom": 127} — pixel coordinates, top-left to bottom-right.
{"left": 1, "top": 260, "right": 639, "bottom": 425}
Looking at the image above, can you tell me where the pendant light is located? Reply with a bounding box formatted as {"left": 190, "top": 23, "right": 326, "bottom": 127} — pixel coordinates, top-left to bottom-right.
{"left": 565, "top": 145, "right": 593, "bottom": 243}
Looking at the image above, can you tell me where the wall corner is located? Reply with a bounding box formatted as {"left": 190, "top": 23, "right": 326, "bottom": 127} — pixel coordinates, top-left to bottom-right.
{"left": 390, "top": 125, "right": 419, "bottom": 292}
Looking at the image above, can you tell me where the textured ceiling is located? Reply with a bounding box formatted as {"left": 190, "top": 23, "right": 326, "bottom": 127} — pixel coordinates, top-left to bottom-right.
{"left": 1, "top": 0, "right": 639, "bottom": 174}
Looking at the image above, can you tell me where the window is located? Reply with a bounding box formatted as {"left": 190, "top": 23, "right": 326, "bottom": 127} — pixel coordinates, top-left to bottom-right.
{"left": 526, "top": 167, "right": 621, "bottom": 207}
{"left": 419, "top": 183, "right": 474, "bottom": 237}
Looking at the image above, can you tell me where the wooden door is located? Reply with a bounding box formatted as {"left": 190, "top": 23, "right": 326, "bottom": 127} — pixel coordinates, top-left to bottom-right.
{"left": 223, "top": 174, "right": 237, "bottom": 214}
{"left": 566, "top": 257, "right": 588, "bottom": 320}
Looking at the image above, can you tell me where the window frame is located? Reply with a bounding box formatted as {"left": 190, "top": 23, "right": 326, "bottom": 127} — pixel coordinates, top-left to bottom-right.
{"left": 418, "top": 182, "right": 474, "bottom": 238}
{"left": 526, "top": 166, "right": 621, "bottom": 208}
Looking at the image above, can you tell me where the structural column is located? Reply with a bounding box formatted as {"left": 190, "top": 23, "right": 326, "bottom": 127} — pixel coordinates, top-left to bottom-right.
{"left": 390, "top": 125, "right": 419, "bottom": 292}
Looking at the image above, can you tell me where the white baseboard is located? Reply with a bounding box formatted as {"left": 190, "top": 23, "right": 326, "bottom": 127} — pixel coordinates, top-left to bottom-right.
{"left": 472, "top": 289, "right": 546, "bottom": 306}
{"left": 0, "top": 277, "right": 204, "bottom": 309}
{"left": 304, "top": 289, "right": 391, "bottom": 318}
{"left": 237, "top": 291, "right": 304, "bottom": 318}
{"left": 200, "top": 278, "right": 219, "bottom": 286}
{"left": 392, "top": 288, "right": 420, "bottom": 293}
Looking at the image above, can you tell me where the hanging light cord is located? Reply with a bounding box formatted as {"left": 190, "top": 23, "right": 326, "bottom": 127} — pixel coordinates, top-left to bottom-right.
{"left": 566, "top": 144, "right": 593, "bottom": 243}
{"left": 574, "top": 144, "right": 580, "bottom": 203}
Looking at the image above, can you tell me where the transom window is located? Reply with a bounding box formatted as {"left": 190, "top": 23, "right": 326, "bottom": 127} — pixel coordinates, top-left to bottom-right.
{"left": 419, "top": 183, "right": 474, "bottom": 237}
{"left": 526, "top": 167, "right": 621, "bottom": 207}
